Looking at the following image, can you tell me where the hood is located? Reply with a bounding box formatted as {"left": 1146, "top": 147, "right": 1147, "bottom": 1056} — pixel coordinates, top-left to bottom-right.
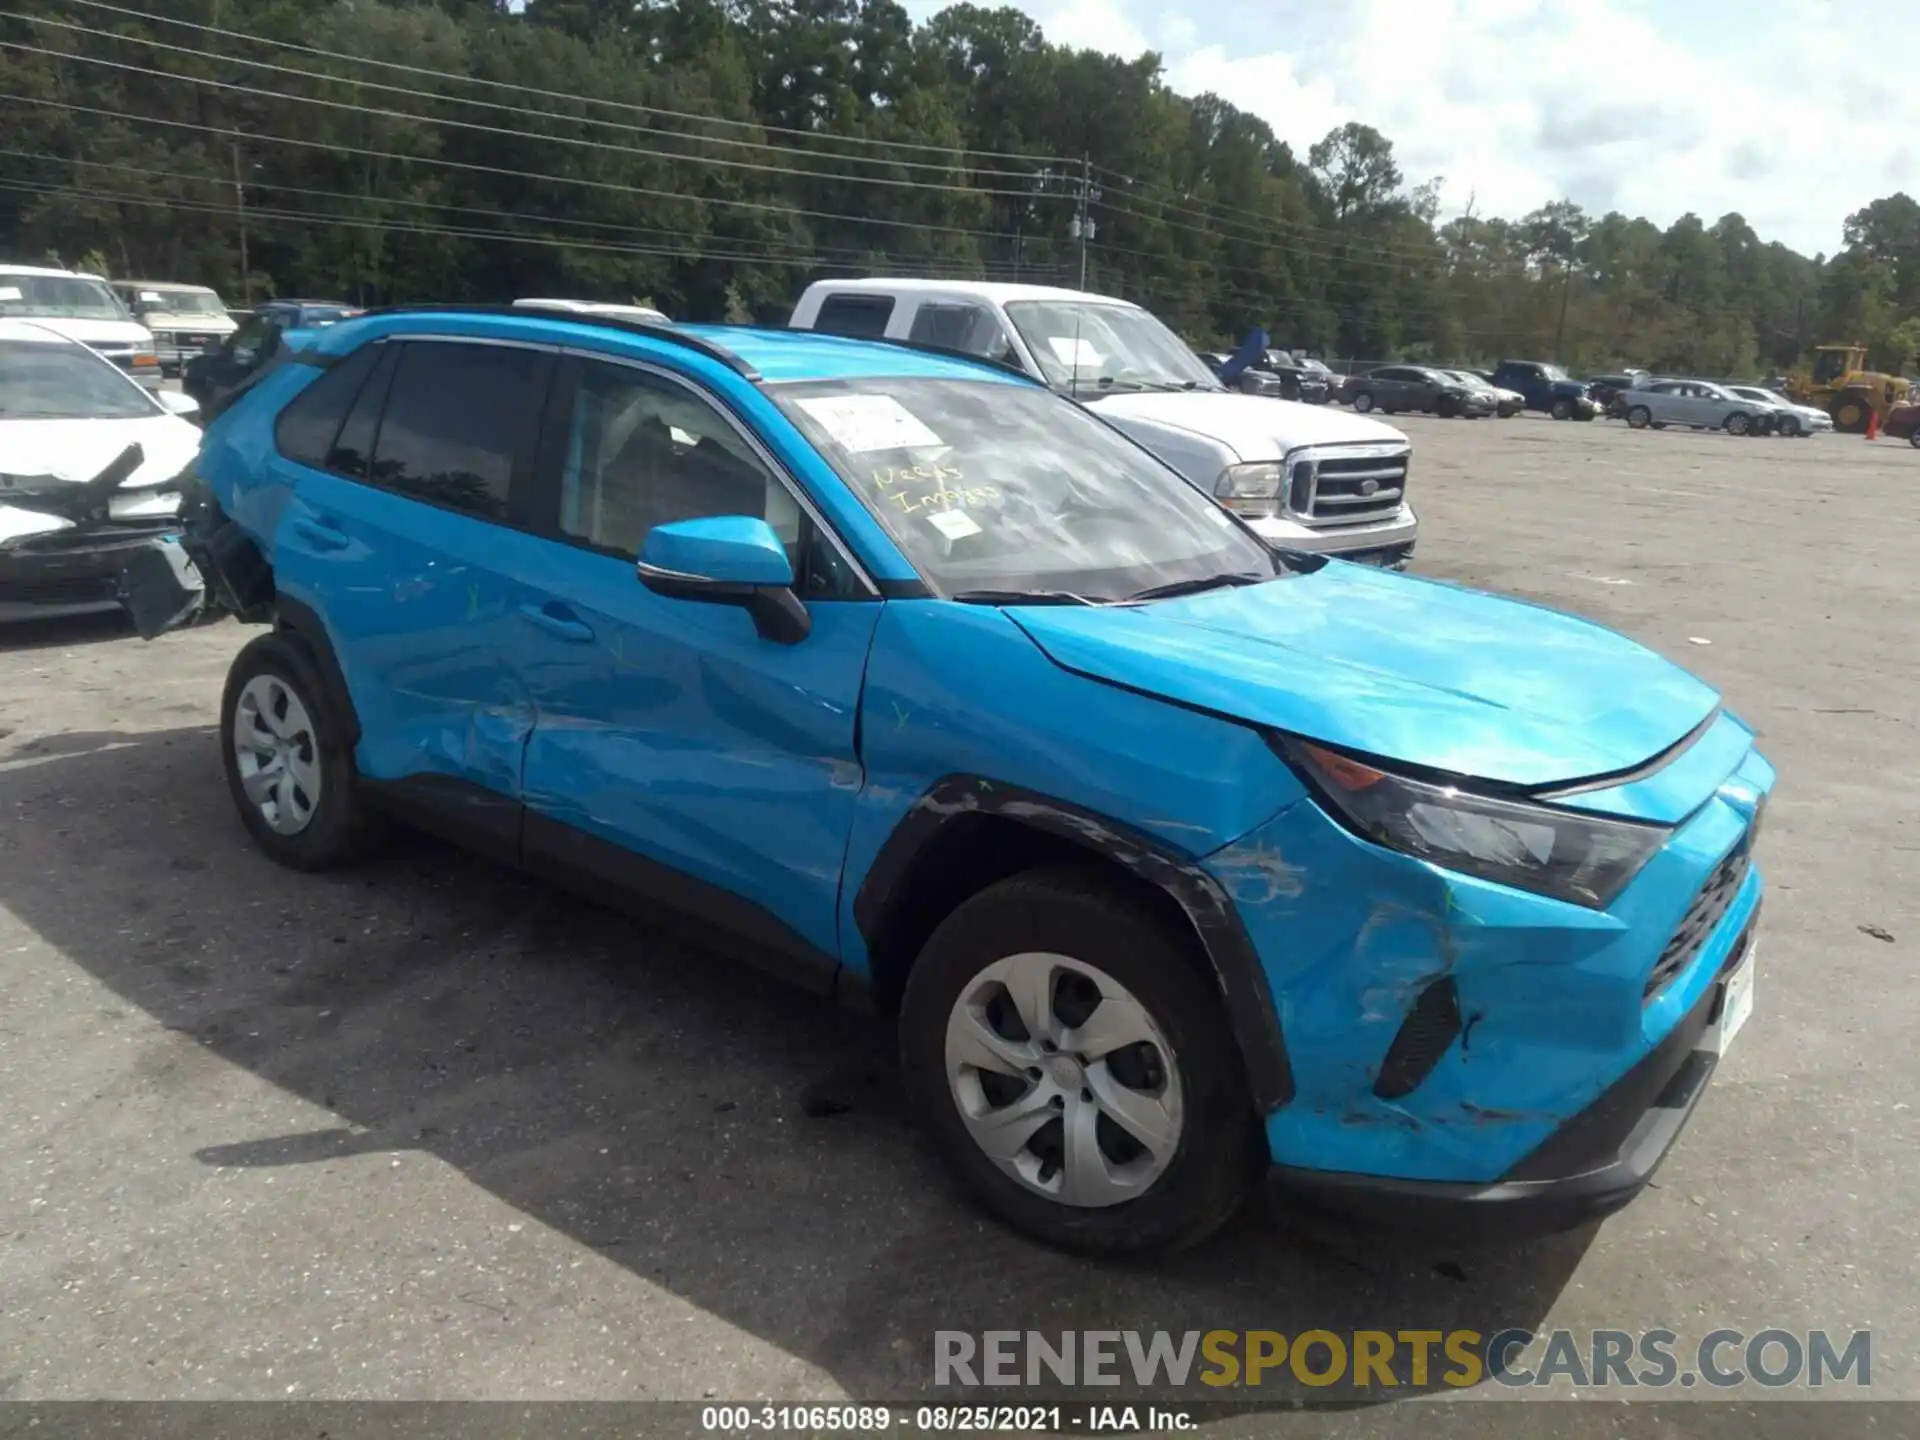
{"left": 0, "top": 414, "right": 201, "bottom": 491}
{"left": 1006, "top": 562, "right": 1720, "bottom": 790}
{"left": 1086, "top": 390, "right": 1407, "bottom": 460}
{"left": 13, "top": 316, "right": 152, "bottom": 347}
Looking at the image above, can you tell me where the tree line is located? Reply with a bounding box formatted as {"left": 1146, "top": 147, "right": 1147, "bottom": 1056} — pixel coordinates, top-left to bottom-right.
{"left": 3, "top": 0, "right": 1917, "bottom": 378}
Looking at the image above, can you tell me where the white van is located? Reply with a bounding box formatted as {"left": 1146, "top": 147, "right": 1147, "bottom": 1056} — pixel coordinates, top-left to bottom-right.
{"left": 0, "top": 264, "right": 162, "bottom": 391}
{"left": 788, "top": 279, "right": 1417, "bottom": 565}
{"left": 110, "top": 280, "right": 238, "bottom": 375}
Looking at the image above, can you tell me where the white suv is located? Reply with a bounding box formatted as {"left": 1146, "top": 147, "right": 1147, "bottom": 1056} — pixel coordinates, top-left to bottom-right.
{"left": 0, "top": 264, "right": 162, "bottom": 390}
{"left": 788, "top": 279, "right": 1418, "bottom": 566}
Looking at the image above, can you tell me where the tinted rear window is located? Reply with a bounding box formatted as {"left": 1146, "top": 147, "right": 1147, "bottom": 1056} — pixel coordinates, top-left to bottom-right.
{"left": 812, "top": 294, "right": 895, "bottom": 338}
{"left": 273, "top": 343, "right": 384, "bottom": 469}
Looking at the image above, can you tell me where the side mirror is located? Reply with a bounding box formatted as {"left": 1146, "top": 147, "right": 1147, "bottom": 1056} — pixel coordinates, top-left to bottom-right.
{"left": 156, "top": 390, "right": 200, "bottom": 419}
{"left": 636, "top": 516, "right": 810, "bottom": 645}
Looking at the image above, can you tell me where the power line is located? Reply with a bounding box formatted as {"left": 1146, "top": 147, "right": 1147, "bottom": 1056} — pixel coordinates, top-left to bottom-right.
{"left": 1, "top": 176, "right": 1047, "bottom": 278}
{"left": 0, "top": 91, "right": 1020, "bottom": 245}
{"left": 14, "top": 9, "right": 1056, "bottom": 184}
{"left": 0, "top": 146, "right": 1017, "bottom": 269}
{"left": 0, "top": 39, "right": 1053, "bottom": 201}
{"left": 58, "top": 0, "right": 1086, "bottom": 168}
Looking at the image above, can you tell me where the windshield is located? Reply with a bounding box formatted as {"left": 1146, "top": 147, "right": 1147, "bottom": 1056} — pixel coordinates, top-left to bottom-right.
{"left": 0, "top": 340, "right": 156, "bottom": 420}
{"left": 776, "top": 378, "right": 1275, "bottom": 601}
{"left": 1003, "top": 300, "right": 1221, "bottom": 396}
{"left": 1539, "top": 363, "right": 1571, "bottom": 382}
{"left": 0, "top": 275, "right": 130, "bottom": 322}
{"left": 137, "top": 288, "right": 227, "bottom": 316}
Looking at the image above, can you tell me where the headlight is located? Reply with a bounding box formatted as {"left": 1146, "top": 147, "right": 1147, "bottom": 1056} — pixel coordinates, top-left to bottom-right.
{"left": 1215, "top": 461, "right": 1286, "bottom": 518}
{"left": 1283, "top": 738, "right": 1669, "bottom": 908}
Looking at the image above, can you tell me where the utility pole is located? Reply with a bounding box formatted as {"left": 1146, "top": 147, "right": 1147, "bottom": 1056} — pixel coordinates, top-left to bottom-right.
{"left": 1553, "top": 259, "right": 1572, "bottom": 364}
{"left": 1075, "top": 153, "right": 1092, "bottom": 291}
{"left": 231, "top": 140, "right": 251, "bottom": 304}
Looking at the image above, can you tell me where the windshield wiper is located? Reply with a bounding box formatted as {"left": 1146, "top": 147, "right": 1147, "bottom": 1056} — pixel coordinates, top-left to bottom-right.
{"left": 950, "top": 589, "right": 1104, "bottom": 607}
{"left": 1120, "top": 572, "right": 1266, "bottom": 604}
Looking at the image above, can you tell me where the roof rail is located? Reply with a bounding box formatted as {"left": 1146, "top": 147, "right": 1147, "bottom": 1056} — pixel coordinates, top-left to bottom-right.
{"left": 349, "top": 302, "right": 762, "bottom": 382}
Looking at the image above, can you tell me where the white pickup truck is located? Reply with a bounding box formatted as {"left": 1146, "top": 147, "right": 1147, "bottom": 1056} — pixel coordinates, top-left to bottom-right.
{"left": 788, "top": 279, "right": 1417, "bottom": 566}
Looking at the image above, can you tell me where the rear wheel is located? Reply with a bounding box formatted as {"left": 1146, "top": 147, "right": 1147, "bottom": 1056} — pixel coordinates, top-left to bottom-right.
{"left": 1910, "top": 430, "right": 1920, "bottom": 449}
{"left": 1550, "top": 396, "right": 1574, "bottom": 421}
{"left": 1627, "top": 405, "right": 1652, "bottom": 429}
{"left": 220, "top": 632, "right": 377, "bottom": 870}
{"left": 900, "top": 868, "right": 1259, "bottom": 1255}
{"left": 1725, "top": 412, "right": 1751, "bottom": 436}
{"left": 1351, "top": 390, "right": 1375, "bottom": 414}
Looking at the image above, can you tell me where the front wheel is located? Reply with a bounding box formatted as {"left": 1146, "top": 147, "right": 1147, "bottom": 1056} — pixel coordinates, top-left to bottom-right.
{"left": 1909, "top": 430, "right": 1920, "bottom": 449}
{"left": 220, "top": 632, "right": 377, "bottom": 870}
{"left": 1627, "top": 405, "right": 1652, "bottom": 429}
{"left": 1725, "top": 412, "right": 1751, "bottom": 436}
{"left": 1351, "top": 390, "right": 1375, "bottom": 414}
{"left": 1776, "top": 416, "right": 1800, "bottom": 438}
{"left": 1550, "top": 397, "right": 1574, "bottom": 420}
{"left": 900, "top": 869, "right": 1259, "bottom": 1256}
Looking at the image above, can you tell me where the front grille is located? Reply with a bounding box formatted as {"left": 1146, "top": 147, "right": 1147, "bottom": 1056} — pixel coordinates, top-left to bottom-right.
{"left": 0, "top": 574, "right": 121, "bottom": 606}
{"left": 1645, "top": 834, "right": 1752, "bottom": 1000}
{"left": 1303, "top": 449, "right": 1410, "bottom": 526}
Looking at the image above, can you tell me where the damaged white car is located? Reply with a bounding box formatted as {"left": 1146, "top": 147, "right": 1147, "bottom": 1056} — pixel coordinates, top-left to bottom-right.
{"left": 0, "top": 319, "right": 202, "bottom": 622}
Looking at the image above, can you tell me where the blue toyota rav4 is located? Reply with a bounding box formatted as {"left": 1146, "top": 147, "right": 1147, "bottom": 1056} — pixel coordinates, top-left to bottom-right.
{"left": 151, "top": 305, "right": 1771, "bottom": 1255}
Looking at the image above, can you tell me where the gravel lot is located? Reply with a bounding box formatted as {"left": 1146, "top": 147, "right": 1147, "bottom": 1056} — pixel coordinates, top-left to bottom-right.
{"left": 1, "top": 415, "right": 1915, "bottom": 1429}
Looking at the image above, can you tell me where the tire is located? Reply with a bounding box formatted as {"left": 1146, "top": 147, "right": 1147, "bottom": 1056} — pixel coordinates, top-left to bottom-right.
{"left": 1831, "top": 395, "right": 1870, "bottom": 433}
{"left": 1724, "top": 412, "right": 1751, "bottom": 436}
{"left": 1627, "top": 405, "right": 1652, "bottom": 429}
{"left": 1351, "top": 390, "right": 1375, "bottom": 414}
{"left": 1550, "top": 397, "right": 1573, "bottom": 421}
{"left": 1436, "top": 394, "right": 1459, "bottom": 418}
{"left": 219, "top": 631, "right": 377, "bottom": 870}
{"left": 899, "top": 867, "right": 1260, "bottom": 1256}
{"left": 1910, "top": 430, "right": 1920, "bottom": 449}
{"left": 1776, "top": 415, "right": 1800, "bottom": 438}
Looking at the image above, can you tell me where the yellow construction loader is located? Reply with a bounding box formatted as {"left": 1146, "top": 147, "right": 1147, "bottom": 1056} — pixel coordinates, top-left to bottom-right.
{"left": 1785, "top": 345, "right": 1908, "bottom": 432}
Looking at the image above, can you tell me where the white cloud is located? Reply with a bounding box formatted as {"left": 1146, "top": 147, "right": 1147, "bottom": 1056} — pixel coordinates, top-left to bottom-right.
{"left": 906, "top": 0, "right": 1917, "bottom": 255}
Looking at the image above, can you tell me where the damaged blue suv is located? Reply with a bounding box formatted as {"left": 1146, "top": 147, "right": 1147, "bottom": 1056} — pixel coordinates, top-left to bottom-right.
{"left": 150, "top": 306, "right": 1770, "bottom": 1255}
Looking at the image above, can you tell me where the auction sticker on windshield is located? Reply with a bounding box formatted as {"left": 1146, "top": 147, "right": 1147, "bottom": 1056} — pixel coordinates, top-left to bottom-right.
{"left": 794, "top": 394, "right": 943, "bottom": 454}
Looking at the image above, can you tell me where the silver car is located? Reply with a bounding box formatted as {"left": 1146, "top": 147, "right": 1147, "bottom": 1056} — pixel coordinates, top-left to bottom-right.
{"left": 1723, "top": 385, "right": 1834, "bottom": 438}
{"left": 1620, "top": 378, "right": 1785, "bottom": 436}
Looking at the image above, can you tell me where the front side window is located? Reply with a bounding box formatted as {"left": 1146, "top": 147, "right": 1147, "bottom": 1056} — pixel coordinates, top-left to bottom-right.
{"left": 367, "top": 341, "right": 543, "bottom": 521}
{"left": 0, "top": 274, "right": 129, "bottom": 322}
{"left": 557, "top": 359, "right": 796, "bottom": 559}
{"left": 0, "top": 340, "right": 155, "bottom": 420}
{"left": 1002, "top": 300, "right": 1220, "bottom": 396}
{"left": 775, "top": 377, "right": 1274, "bottom": 602}
{"left": 556, "top": 360, "right": 861, "bottom": 598}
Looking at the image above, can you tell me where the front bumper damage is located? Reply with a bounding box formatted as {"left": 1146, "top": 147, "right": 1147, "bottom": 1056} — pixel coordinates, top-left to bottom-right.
{"left": 0, "top": 445, "right": 183, "bottom": 622}
{"left": 1208, "top": 722, "right": 1772, "bottom": 1239}
{"left": 0, "top": 448, "right": 267, "bottom": 633}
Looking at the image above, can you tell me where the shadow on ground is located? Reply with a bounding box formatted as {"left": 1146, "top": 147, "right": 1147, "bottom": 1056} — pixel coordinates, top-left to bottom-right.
{"left": 0, "top": 726, "right": 1594, "bottom": 1405}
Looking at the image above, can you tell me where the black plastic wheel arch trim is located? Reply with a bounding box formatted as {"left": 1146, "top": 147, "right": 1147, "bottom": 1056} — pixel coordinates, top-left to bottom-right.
{"left": 273, "top": 596, "right": 362, "bottom": 748}
{"left": 853, "top": 775, "right": 1295, "bottom": 1112}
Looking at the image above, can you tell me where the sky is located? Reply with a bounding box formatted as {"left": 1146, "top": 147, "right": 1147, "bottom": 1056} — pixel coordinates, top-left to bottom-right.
{"left": 902, "top": 0, "right": 1917, "bottom": 257}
